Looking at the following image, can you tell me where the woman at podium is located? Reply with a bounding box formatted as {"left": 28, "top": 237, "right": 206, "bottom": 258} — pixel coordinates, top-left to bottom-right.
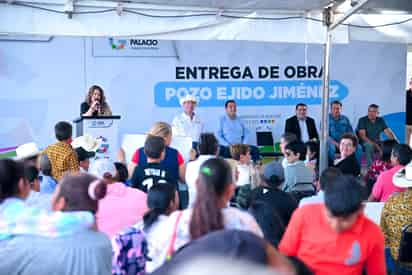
{"left": 81, "top": 85, "right": 112, "bottom": 116}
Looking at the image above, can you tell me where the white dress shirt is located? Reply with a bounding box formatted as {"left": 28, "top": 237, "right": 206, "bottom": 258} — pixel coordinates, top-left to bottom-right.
{"left": 172, "top": 112, "right": 204, "bottom": 142}
{"left": 298, "top": 118, "right": 309, "bottom": 142}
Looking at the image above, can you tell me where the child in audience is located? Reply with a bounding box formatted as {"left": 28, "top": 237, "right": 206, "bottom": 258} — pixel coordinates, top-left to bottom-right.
{"left": 283, "top": 141, "right": 314, "bottom": 194}
{"left": 90, "top": 158, "right": 147, "bottom": 238}
{"left": 131, "top": 135, "right": 176, "bottom": 192}
{"left": 112, "top": 183, "right": 179, "bottom": 274}
{"left": 39, "top": 154, "right": 57, "bottom": 194}
{"left": 153, "top": 158, "right": 262, "bottom": 267}
{"left": 24, "top": 165, "right": 53, "bottom": 210}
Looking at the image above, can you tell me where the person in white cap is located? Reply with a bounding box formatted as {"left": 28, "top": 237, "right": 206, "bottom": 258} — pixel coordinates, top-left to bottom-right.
{"left": 380, "top": 161, "right": 412, "bottom": 274}
{"left": 15, "top": 142, "right": 41, "bottom": 167}
{"left": 89, "top": 158, "right": 147, "bottom": 238}
{"left": 171, "top": 94, "right": 204, "bottom": 143}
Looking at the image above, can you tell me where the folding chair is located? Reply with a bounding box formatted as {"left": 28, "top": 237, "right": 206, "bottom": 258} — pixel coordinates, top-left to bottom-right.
{"left": 395, "top": 223, "right": 412, "bottom": 275}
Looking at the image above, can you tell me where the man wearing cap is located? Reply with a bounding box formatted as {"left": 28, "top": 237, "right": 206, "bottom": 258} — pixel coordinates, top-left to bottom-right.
{"left": 75, "top": 147, "right": 95, "bottom": 173}
{"left": 15, "top": 142, "right": 41, "bottom": 167}
{"left": 216, "top": 100, "right": 260, "bottom": 161}
{"left": 381, "top": 162, "right": 412, "bottom": 273}
{"left": 172, "top": 95, "right": 204, "bottom": 143}
{"left": 251, "top": 161, "right": 297, "bottom": 227}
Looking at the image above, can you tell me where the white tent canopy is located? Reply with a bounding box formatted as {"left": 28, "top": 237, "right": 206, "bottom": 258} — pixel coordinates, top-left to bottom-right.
{"left": 0, "top": 0, "right": 411, "bottom": 43}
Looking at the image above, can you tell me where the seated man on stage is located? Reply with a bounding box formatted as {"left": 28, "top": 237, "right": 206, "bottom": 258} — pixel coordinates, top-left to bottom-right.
{"left": 357, "top": 104, "right": 397, "bottom": 168}
{"left": 216, "top": 100, "right": 260, "bottom": 161}
{"left": 171, "top": 95, "right": 204, "bottom": 148}
{"left": 285, "top": 103, "right": 319, "bottom": 143}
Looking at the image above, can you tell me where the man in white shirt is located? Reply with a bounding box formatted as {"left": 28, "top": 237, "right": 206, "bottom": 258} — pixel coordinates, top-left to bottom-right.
{"left": 172, "top": 95, "right": 204, "bottom": 143}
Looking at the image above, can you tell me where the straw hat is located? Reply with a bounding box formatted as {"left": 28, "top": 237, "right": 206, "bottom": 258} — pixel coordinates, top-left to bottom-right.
{"left": 15, "top": 142, "right": 41, "bottom": 160}
{"left": 179, "top": 94, "right": 198, "bottom": 107}
{"left": 393, "top": 162, "right": 412, "bottom": 188}
{"left": 72, "top": 134, "right": 100, "bottom": 152}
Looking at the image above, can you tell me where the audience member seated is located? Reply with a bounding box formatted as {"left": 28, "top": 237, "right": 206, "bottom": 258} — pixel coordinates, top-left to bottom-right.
{"left": 75, "top": 147, "right": 95, "bottom": 173}
{"left": 0, "top": 173, "right": 111, "bottom": 275}
{"left": 285, "top": 103, "right": 319, "bottom": 143}
{"left": 250, "top": 161, "right": 297, "bottom": 229}
{"left": 38, "top": 154, "right": 57, "bottom": 194}
{"left": 381, "top": 163, "right": 412, "bottom": 274}
{"left": 364, "top": 139, "right": 397, "bottom": 194}
{"left": 131, "top": 135, "right": 177, "bottom": 192}
{"left": 90, "top": 158, "right": 147, "bottom": 238}
{"left": 0, "top": 159, "right": 94, "bottom": 240}
{"left": 216, "top": 100, "right": 260, "bottom": 161}
{"left": 280, "top": 132, "right": 298, "bottom": 168}
{"left": 283, "top": 141, "right": 314, "bottom": 194}
{"left": 152, "top": 158, "right": 263, "bottom": 267}
{"left": 357, "top": 103, "right": 397, "bottom": 168}
{"left": 369, "top": 144, "right": 412, "bottom": 202}
{"left": 328, "top": 100, "right": 361, "bottom": 163}
{"left": 113, "top": 161, "right": 129, "bottom": 185}
{"left": 185, "top": 133, "right": 219, "bottom": 208}
{"left": 15, "top": 142, "right": 41, "bottom": 168}
{"left": 112, "top": 183, "right": 179, "bottom": 274}
{"left": 230, "top": 144, "right": 256, "bottom": 188}
{"left": 305, "top": 140, "right": 319, "bottom": 181}
{"left": 129, "top": 122, "right": 185, "bottom": 183}
{"left": 331, "top": 133, "right": 361, "bottom": 176}
{"left": 44, "top": 121, "right": 79, "bottom": 180}
{"left": 24, "top": 165, "right": 53, "bottom": 210}
{"left": 280, "top": 175, "right": 386, "bottom": 275}
{"left": 299, "top": 167, "right": 342, "bottom": 207}
{"left": 151, "top": 230, "right": 304, "bottom": 275}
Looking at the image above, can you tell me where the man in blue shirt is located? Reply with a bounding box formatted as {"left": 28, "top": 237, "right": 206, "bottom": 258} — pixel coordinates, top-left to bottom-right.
{"left": 216, "top": 100, "right": 260, "bottom": 161}
{"left": 328, "top": 100, "right": 361, "bottom": 163}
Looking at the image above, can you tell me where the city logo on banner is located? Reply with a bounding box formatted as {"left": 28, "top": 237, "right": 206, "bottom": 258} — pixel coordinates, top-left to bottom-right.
{"left": 109, "top": 38, "right": 159, "bottom": 50}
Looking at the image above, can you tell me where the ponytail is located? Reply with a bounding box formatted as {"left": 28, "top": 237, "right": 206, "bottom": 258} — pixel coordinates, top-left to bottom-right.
{"left": 189, "top": 158, "right": 232, "bottom": 240}
{"left": 143, "top": 183, "right": 176, "bottom": 231}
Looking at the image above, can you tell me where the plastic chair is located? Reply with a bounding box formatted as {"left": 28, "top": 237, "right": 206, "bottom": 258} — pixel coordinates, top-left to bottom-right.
{"left": 395, "top": 223, "right": 412, "bottom": 275}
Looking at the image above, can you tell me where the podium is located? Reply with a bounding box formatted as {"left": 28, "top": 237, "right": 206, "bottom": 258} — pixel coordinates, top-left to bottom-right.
{"left": 73, "top": 116, "right": 121, "bottom": 160}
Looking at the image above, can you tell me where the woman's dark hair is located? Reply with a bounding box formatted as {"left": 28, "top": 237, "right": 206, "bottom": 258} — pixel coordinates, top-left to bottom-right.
{"left": 340, "top": 133, "right": 358, "bottom": 148}
{"left": 305, "top": 141, "right": 319, "bottom": 161}
{"left": 249, "top": 200, "right": 285, "bottom": 248}
{"left": 285, "top": 141, "right": 306, "bottom": 161}
{"left": 24, "top": 165, "right": 39, "bottom": 183}
{"left": 0, "top": 159, "right": 25, "bottom": 203}
{"left": 381, "top": 140, "right": 398, "bottom": 162}
{"left": 57, "top": 173, "right": 107, "bottom": 214}
{"left": 143, "top": 183, "right": 177, "bottom": 231}
{"left": 86, "top": 85, "right": 108, "bottom": 106}
{"left": 198, "top": 133, "right": 218, "bottom": 155}
{"left": 54, "top": 121, "right": 72, "bottom": 141}
{"left": 114, "top": 162, "right": 128, "bottom": 183}
{"left": 190, "top": 158, "right": 233, "bottom": 240}
{"left": 392, "top": 144, "right": 412, "bottom": 166}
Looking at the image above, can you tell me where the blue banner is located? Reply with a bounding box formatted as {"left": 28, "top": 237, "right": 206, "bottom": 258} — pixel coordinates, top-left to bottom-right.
{"left": 154, "top": 80, "right": 348, "bottom": 107}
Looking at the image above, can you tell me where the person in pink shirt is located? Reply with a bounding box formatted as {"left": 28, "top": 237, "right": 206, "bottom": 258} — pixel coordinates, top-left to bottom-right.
{"left": 369, "top": 144, "right": 412, "bottom": 202}
{"left": 90, "top": 158, "right": 148, "bottom": 238}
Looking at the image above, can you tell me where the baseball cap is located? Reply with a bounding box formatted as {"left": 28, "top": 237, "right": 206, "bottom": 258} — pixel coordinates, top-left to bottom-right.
{"left": 88, "top": 158, "right": 116, "bottom": 179}
{"left": 263, "top": 161, "right": 285, "bottom": 184}
{"left": 75, "top": 147, "right": 95, "bottom": 162}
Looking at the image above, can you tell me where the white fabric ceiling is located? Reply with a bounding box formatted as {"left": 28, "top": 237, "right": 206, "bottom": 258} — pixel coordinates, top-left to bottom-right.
{"left": 0, "top": 0, "right": 411, "bottom": 42}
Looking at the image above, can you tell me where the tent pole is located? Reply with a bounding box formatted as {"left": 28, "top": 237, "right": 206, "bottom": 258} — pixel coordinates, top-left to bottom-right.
{"left": 319, "top": 29, "right": 332, "bottom": 175}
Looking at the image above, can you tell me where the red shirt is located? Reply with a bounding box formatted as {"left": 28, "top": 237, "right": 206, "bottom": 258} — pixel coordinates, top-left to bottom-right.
{"left": 279, "top": 204, "right": 386, "bottom": 275}
{"left": 372, "top": 165, "right": 406, "bottom": 202}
